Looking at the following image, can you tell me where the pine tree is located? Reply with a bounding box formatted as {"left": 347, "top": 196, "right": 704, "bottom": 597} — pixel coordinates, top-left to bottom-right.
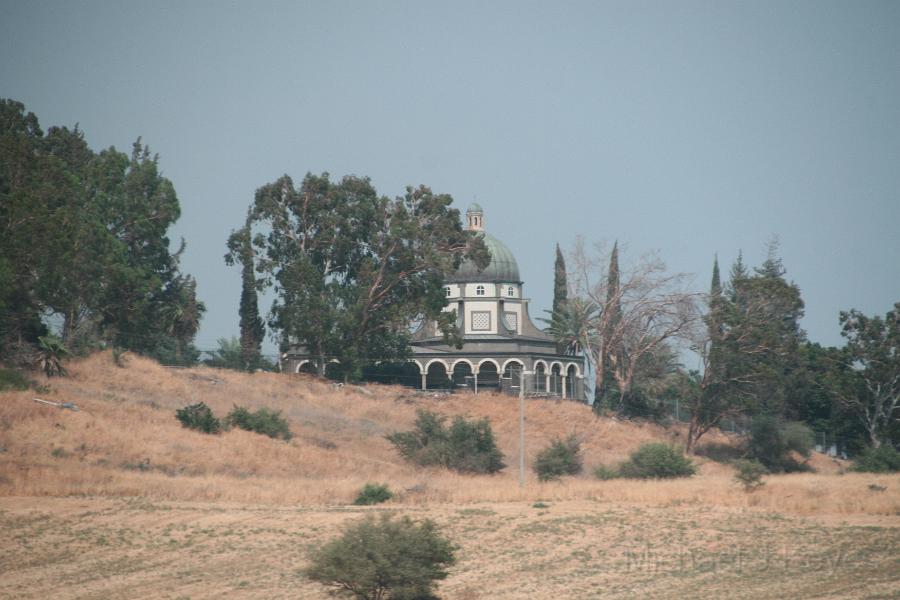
{"left": 729, "top": 250, "right": 748, "bottom": 283}
{"left": 755, "top": 237, "right": 786, "bottom": 279}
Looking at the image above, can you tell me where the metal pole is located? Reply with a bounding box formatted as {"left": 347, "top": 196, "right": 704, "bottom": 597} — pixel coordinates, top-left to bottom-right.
{"left": 519, "top": 368, "right": 526, "bottom": 490}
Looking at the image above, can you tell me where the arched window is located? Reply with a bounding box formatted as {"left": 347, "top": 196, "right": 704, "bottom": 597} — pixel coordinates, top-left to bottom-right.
{"left": 507, "top": 286, "right": 515, "bottom": 297}
{"left": 476, "top": 285, "right": 485, "bottom": 296}
{"left": 445, "top": 286, "right": 451, "bottom": 297}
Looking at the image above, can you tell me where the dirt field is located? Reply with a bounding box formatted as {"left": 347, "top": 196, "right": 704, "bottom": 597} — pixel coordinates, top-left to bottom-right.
{"left": 1, "top": 352, "right": 899, "bottom": 598}
{"left": 1, "top": 496, "right": 898, "bottom": 599}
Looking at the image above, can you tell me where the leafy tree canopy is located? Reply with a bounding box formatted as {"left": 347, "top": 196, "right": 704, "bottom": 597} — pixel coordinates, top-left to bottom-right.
{"left": 247, "top": 172, "right": 488, "bottom": 378}
{"left": 0, "top": 99, "right": 203, "bottom": 365}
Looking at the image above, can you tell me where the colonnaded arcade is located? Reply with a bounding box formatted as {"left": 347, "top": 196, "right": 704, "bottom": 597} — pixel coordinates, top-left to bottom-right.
{"left": 284, "top": 204, "right": 586, "bottom": 401}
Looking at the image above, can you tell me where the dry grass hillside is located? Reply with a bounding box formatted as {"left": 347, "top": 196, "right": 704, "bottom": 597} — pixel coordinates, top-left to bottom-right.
{"left": 0, "top": 351, "right": 896, "bottom": 516}
{"left": 2, "top": 352, "right": 899, "bottom": 599}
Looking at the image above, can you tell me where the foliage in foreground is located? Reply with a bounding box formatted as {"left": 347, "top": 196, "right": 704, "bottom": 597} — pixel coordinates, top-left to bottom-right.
{"left": 353, "top": 483, "right": 394, "bottom": 505}
{"left": 175, "top": 402, "right": 222, "bottom": 434}
{"left": 534, "top": 436, "right": 583, "bottom": 481}
{"left": 387, "top": 409, "right": 506, "bottom": 474}
{"left": 304, "top": 513, "right": 456, "bottom": 600}
{"left": 733, "top": 459, "right": 767, "bottom": 491}
{"left": 617, "top": 443, "right": 696, "bottom": 479}
{"left": 226, "top": 405, "right": 292, "bottom": 440}
{"left": 852, "top": 445, "right": 900, "bottom": 473}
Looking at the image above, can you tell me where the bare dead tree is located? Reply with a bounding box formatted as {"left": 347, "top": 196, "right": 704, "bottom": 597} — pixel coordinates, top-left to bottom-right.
{"left": 569, "top": 238, "right": 701, "bottom": 404}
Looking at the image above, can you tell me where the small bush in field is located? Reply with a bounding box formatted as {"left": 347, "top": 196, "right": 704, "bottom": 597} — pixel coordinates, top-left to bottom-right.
{"left": 226, "top": 405, "right": 292, "bottom": 440}
{"left": 175, "top": 402, "right": 222, "bottom": 434}
{"left": 618, "top": 443, "right": 696, "bottom": 479}
{"left": 353, "top": 483, "right": 394, "bottom": 505}
{"left": 733, "top": 459, "right": 767, "bottom": 491}
{"left": 747, "top": 416, "right": 814, "bottom": 473}
{"left": 304, "top": 514, "right": 456, "bottom": 600}
{"left": 0, "top": 368, "right": 31, "bottom": 391}
{"left": 593, "top": 464, "right": 619, "bottom": 480}
{"left": 387, "top": 409, "right": 505, "bottom": 474}
{"left": 852, "top": 445, "right": 900, "bottom": 473}
{"left": 534, "top": 435, "right": 583, "bottom": 481}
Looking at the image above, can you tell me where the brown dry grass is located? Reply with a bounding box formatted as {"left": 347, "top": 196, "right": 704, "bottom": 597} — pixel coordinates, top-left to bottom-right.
{"left": 1, "top": 496, "right": 898, "bottom": 600}
{"left": 1, "top": 351, "right": 898, "bottom": 517}
{"left": 1, "top": 352, "right": 899, "bottom": 599}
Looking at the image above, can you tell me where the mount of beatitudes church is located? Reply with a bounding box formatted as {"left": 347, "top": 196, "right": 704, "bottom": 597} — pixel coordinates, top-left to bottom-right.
{"left": 284, "top": 204, "right": 586, "bottom": 401}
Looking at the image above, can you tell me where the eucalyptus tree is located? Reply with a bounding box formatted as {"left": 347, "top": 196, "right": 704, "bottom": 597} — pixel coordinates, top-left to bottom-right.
{"left": 838, "top": 303, "right": 900, "bottom": 448}
{"left": 248, "top": 173, "right": 487, "bottom": 379}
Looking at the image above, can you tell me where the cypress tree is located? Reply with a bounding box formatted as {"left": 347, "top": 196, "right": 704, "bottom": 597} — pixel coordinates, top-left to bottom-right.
{"left": 602, "top": 241, "right": 622, "bottom": 401}
{"left": 710, "top": 253, "right": 721, "bottom": 297}
{"left": 606, "top": 240, "right": 622, "bottom": 334}
{"left": 227, "top": 215, "right": 265, "bottom": 371}
{"left": 552, "top": 243, "right": 568, "bottom": 317}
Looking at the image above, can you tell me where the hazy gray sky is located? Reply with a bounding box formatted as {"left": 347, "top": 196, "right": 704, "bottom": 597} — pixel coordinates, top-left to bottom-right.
{"left": 2, "top": 1, "right": 898, "bottom": 358}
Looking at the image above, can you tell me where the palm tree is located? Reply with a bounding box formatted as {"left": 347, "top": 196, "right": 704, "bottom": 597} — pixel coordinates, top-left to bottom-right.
{"left": 539, "top": 297, "right": 598, "bottom": 356}
{"left": 36, "top": 335, "right": 69, "bottom": 377}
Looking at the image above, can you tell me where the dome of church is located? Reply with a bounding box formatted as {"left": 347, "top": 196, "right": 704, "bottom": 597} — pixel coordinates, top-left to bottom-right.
{"left": 447, "top": 231, "right": 521, "bottom": 284}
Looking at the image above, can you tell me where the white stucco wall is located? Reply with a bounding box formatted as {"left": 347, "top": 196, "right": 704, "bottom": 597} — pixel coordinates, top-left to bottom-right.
{"left": 464, "top": 283, "right": 498, "bottom": 297}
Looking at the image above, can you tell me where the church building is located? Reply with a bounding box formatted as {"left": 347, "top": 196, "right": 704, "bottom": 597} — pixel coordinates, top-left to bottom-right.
{"left": 283, "top": 203, "right": 586, "bottom": 401}
{"left": 407, "top": 204, "right": 585, "bottom": 400}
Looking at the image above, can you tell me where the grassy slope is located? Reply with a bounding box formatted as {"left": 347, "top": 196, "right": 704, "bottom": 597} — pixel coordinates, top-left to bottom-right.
{"left": 1, "top": 352, "right": 899, "bottom": 599}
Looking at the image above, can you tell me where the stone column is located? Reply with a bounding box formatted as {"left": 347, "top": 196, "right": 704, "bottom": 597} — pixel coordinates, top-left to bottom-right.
{"left": 421, "top": 372, "right": 427, "bottom": 390}
{"left": 561, "top": 375, "right": 568, "bottom": 399}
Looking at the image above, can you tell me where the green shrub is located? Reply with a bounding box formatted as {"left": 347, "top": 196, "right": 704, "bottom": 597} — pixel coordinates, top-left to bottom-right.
{"left": 354, "top": 483, "right": 394, "bottom": 505}
{"left": 593, "top": 464, "right": 619, "bottom": 480}
{"left": 0, "top": 368, "right": 31, "bottom": 391}
{"left": 226, "top": 405, "right": 292, "bottom": 440}
{"left": 594, "top": 465, "right": 619, "bottom": 481}
{"left": 175, "top": 402, "right": 222, "bottom": 434}
{"left": 748, "top": 417, "right": 813, "bottom": 472}
{"left": 304, "top": 513, "right": 456, "bottom": 600}
{"left": 534, "top": 435, "right": 583, "bottom": 481}
{"left": 694, "top": 441, "right": 744, "bottom": 463}
{"left": 617, "top": 443, "right": 696, "bottom": 479}
{"left": 387, "top": 409, "right": 506, "bottom": 474}
{"left": 852, "top": 445, "right": 900, "bottom": 473}
{"left": 733, "top": 459, "right": 767, "bottom": 491}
